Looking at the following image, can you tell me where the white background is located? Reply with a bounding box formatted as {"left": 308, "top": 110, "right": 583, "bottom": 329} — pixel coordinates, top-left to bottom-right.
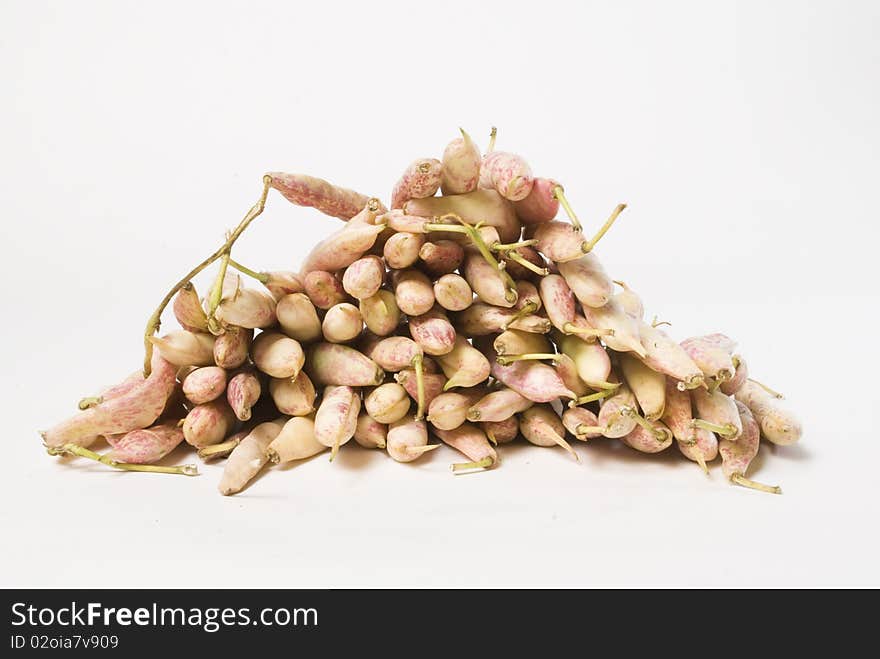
{"left": 1, "top": 0, "right": 878, "bottom": 587}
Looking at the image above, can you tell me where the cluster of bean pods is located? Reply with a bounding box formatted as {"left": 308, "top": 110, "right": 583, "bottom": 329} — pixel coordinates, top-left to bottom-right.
{"left": 40, "top": 128, "right": 802, "bottom": 495}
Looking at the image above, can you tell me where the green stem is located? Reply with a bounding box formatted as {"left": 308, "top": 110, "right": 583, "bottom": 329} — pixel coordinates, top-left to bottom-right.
{"left": 452, "top": 456, "right": 495, "bottom": 473}
{"left": 142, "top": 176, "right": 272, "bottom": 376}
{"left": 505, "top": 250, "right": 549, "bottom": 276}
{"left": 77, "top": 396, "right": 102, "bottom": 411}
{"left": 487, "top": 126, "right": 497, "bottom": 153}
{"left": 582, "top": 203, "right": 626, "bottom": 252}
{"left": 46, "top": 443, "right": 198, "bottom": 476}
{"left": 748, "top": 378, "right": 784, "bottom": 399}
{"left": 206, "top": 251, "right": 231, "bottom": 334}
{"left": 228, "top": 259, "right": 269, "bottom": 284}
{"left": 691, "top": 418, "right": 738, "bottom": 438}
{"left": 569, "top": 389, "right": 616, "bottom": 407}
{"left": 491, "top": 239, "right": 538, "bottom": 251}
{"left": 731, "top": 473, "right": 782, "bottom": 494}
{"left": 552, "top": 185, "right": 582, "bottom": 231}
{"left": 442, "top": 213, "right": 518, "bottom": 303}
{"left": 501, "top": 300, "right": 538, "bottom": 330}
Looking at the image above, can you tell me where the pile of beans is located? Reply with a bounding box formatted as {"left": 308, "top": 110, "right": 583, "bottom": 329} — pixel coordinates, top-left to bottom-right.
{"left": 41, "top": 128, "right": 802, "bottom": 495}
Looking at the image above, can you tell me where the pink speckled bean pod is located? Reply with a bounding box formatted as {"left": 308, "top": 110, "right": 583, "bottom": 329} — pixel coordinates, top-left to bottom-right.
{"left": 734, "top": 381, "right": 802, "bottom": 446}
{"left": 263, "top": 271, "right": 304, "bottom": 301}
{"left": 227, "top": 370, "right": 261, "bottom": 421}
{"left": 173, "top": 282, "right": 209, "bottom": 333}
{"left": 252, "top": 332, "right": 305, "bottom": 379}
{"left": 479, "top": 151, "right": 534, "bottom": 201}
{"left": 408, "top": 306, "right": 456, "bottom": 356}
{"left": 276, "top": 293, "right": 322, "bottom": 343}
{"left": 661, "top": 378, "right": 696, "bottom": 443}
{"left": 359, "top": 290, "right": 401, "bottom": 336}
{"left": 491, "top": 359, "right": 575, "bottom": 403}
{"left": 363, "top": 336, "right": 423, "bottom": 372}
{"left": 620, "top": 420, "right": 674, "bottom": 454}
{"left": 213, "top": 326, "right": 252, "bottom": 369}
{"left": 380, "top": 209, "right": 433, "bottom": 234}
{"left": 466, "top": 387, "right": 533, "bottom": 422}
{"left": 680, "top": 336, "right": 737, "bottom": 382}
{"left": 678, "top": 427, "right": 718, "bottom": 469}
{"left": 365, "top": 383, "right": 411, "bottom": 424}
{"left": 218, "top": 419, "right": 285, "bottom": 495}
{"left": 392, "top": 269, "right": 435, "bottom": 317}
{"left": 434, "top": 423, "right": 498, "bottom": 472}
{"left": 267, "top": 172, "right": 379, "bottom": 221}
{"left": 41, "top": 354, "right": 177, "bottom": 448}
{"left": 149, "top": 330, "right": 216, "bottom": 367}
{"left": 307, "top": 343, "right": 385, "bottom": 387}
{"left": 303, "top": 271, "right": 348, "bottom": 310}
{"left": 453, "top": 302, "right": 550, "bottom": 336}
{"left": 435, "top": 336, "right": 491, "bottom": 390}
{"left": 395, "top": 368, "right": 447, "bottom": 410}
{"left": 419, "top": 240, "right": 464, "bottom": 276}
{"left": 105, "top": 421, "right": 184, "bottom": 464}
{"left": 562, "top": 407, "right": 604, "bottom": 441}
{"left": 720, "top": 355, "right": 749, "bottom": 395}
{"left": 531, "top": 221, "right": 590, "bottom": 263}
{"left": 553, "top": 354, "right": 589, "bottom": 398}
{"left": 619, "top": 353, "right": 666, "bottom": 422}
{"left": 314, "top": 385, "right": 359, "bottom": 460}
{"left": 612, "top": 281, "right": 644, "bottom": 319}
{"left": 719, "top": 402, "right": 781, "bottom": 494}
{"left": 387, "top": 417, "right": 434, "bottom": 463}
{"left": 433, "top": 274, "right": 473, "bottom": 312}
{"left": 391, "top": 158, "right": 442, "bottom": 210}
{"left": 598, "top": 384, "right": 638, "bottom": 438}
{"left": 513, "top": 178, "right": 560, "bottom": 224}
{"left": 322, "top": 303, "right": 363, "bottom": 344}
{"left": 493, "top": 329, "right": 552, "bottom": 356}
{"left": 182, "top": 366, "right": 227, "bottom": 405}
{"left": 441, "top": 128, "right": 481, "bottom": 195}
{"left": 354, "top": 413, "right": 387, "bottom": 449}
{"left": 383, "top": 232, "right": 425, "bottom": 269}
{"left": 638, "top": 322, "right": 704, "bottom": 390}
{"left": 182, "top": 398, "right": 237, "bottom": 448}
{"left": 697, "top": 333, "right": 737, "bottom": 353}
{"left": 692, "top": 387, "right": 743, "bottom": 440}
{"left": 557, "top": 254, "right": 614, "bottom": 309}
{"left": 582, "top": 299, "right": 645, "bottom": 357}
{"left": 481, "top": 417, "right": 518, "bottom": 444}
{"left": 215, "top": 287, "right": 277, "bottom": 329}
{"left": 462, "top": 249, "right": 515, "bottom": 308}
{"left": 269, "top": 371, "right": 316, "bottom": 416}
{"left": 403, "top": 189, "right": 521, "bottom": 243}
{"left": 266, "top": 416, "right": 325, "bottom": 464}
{"left": 300, "top": 222, "right": 387, "bottom": 276}
{"left": 556, "top": 334, "right": 613, "bottom": 389}
{"left": 519, "top": 405, "right": 578, "bottom": 461}
{"left": 426, "top": 389, "right": 486, "bottom": 430}
{"left": 538, "top": 274, "right": 578, "bottom": 334}
{"left": 342, "top": 256, "right": 385, "bottom": 300}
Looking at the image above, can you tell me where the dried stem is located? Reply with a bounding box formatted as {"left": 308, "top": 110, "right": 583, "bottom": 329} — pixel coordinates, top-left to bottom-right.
{"left": 452, "top": 456, "right": 494, "bottom": 473}
{"left": 46, "top": 443, "right": 198, "bottom": 476}
{"left": 142, "top": 176, "right": 272, "bottom": 376}
{"left": 731, "top": 473, "right": 782, "bottom": 494}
